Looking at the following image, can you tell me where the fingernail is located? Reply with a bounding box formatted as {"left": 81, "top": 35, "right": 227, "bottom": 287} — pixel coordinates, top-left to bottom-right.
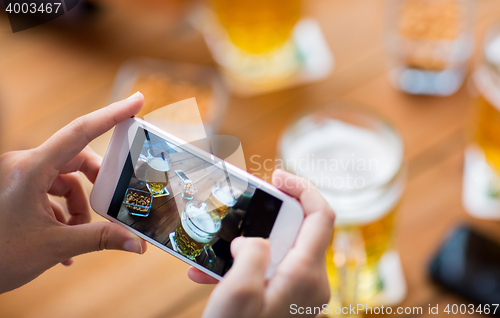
{"left": 127, "top": 91, "right": 142, "bottom": 99}
{"left": 123, "top": 239, "right": 143, "bottom": 254}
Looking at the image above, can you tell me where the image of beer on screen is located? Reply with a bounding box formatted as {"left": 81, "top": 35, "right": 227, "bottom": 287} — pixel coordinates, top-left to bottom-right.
{"left": 171, "top": 187, "right": 251, "bottom": 274}
{"left": 167, "top": 182, "right": 281, "bottom": 276}
{"left": 112, "top": 131, "right": 281, "bottom": 276}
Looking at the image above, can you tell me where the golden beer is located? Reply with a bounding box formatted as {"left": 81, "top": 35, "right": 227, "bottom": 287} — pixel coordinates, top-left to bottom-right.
{"left": 325, "top": 207, "right": 398, "bottom": 304}
{"left": 146, "top": 180, "right": 168, "bottom": 195}
{"left": 211, "top": 0, "right": 301, "bottom": 54}
{"left": 206, "top": 182, "right": 238, "bottom": 219}
{"left": 174, "top": 201, "right": 221, "bottom": 260}
{"left": 468, "top": 25, "right": 500, "bottom": 199}
{"left": 472, "top": 77, "right": 500, "bottom": 177}
{"left": 145, "top": 148, "right": 171, "bottom": 197}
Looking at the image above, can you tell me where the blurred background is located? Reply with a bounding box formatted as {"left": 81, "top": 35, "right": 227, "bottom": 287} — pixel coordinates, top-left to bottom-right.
{"left": 1, "top": 0, "right": 500, "bottom": 317}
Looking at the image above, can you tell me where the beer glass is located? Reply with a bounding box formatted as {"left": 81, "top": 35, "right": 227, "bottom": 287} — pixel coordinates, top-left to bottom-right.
{"left": 278, "top": 104, "right": 406, "bottom": 311}
{"left": 208, "top": 0, "right": 302, "bottom": 83}
{"left": 206, "top": 182, "right": 239, "bottom": 219}
{"left": 174, "top": 200, "right": 221, "bottom": 260}
{"left": 463, "top": 24, "right": 500, "bottom": 218}
{"left": 145, "top": 148, "right": 171, "bottom": 197}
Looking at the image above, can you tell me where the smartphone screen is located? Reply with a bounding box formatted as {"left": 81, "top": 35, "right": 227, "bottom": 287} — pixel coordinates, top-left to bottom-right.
{"left": 107, "top": 127, "right": 283, "bottom": 276}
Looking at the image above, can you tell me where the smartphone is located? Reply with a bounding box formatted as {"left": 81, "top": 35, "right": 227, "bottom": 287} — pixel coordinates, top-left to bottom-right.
{"left": 429, "top": 225, "right": 500, "bottom": 309}
{"left": 90, "top": 117, "right": 304, "bottom": 280}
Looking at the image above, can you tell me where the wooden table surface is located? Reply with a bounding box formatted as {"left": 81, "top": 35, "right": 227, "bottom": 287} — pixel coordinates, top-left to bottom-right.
{"left": 1, "top": 1, "right": 500, "bottom": 317}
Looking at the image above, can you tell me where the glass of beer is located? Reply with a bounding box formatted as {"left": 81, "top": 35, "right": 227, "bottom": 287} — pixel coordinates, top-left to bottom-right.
{"left": 463, "top": 24, "right": 500, "bottom": 218}
{"left": 174, "top": 200, "right": 221, "bottom": 260}
{"left": 278, "top": 104, "right": 406, "bottom": 311}
{"left": 207, "top": 0, "right": 302, "bottom": 84}
{"left": 206, "top": 182, "right": 239, "bottom": 219}
{"left": 145, "top": 147, "right": 171, "bottom": 197}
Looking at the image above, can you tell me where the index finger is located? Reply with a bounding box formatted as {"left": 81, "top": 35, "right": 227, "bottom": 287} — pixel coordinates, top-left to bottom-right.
{"left": 272, "top": 169, "right": 335, "bottom": 260}
{"left": 38, "top": 92, "right": 144, "bottom": 171}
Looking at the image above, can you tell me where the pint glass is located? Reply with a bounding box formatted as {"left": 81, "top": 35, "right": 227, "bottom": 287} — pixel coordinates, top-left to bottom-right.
{"left": 211, "top": 0, "right": 301, "bottom": 54}
{"left": 205, "top": 182, "right": 239, "bottom": 219}
{"left": 278, "top": 105, "right": 406, "bottom": 309}
{"left": 174, "top": 200, "right": 221, "bottom": 260}
{"left": 463, "top": 24, "right": 500, "bottom": 218}
{"left": 472, "top": 25, "right": 500, "bottom": 179}
{"left": 208, "top": 0, "right": 302, "bottom": 82}
{"left": 145, "top": 148, "right": 171, "bottom": 197}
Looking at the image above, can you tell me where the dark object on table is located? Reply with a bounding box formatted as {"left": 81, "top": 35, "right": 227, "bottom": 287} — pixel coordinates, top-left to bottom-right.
{"left": 429, "top": 225, "right": 500, "bottom": 313}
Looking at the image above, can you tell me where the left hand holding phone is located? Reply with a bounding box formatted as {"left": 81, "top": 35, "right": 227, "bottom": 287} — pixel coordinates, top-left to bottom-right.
{"left": 0, "top": 92, "right": 148, "bottom": 294}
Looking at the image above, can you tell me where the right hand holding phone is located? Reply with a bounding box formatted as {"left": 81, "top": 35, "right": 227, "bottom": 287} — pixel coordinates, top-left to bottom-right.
{"left": 190, "top": 169, "right": 335, "bottom": 318}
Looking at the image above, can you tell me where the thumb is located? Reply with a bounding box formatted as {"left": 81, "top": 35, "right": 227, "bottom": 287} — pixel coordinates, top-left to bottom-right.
{"left": 202, "top": 237, "right": 270, "bottom": 318}
{"left": 54, "top": 222, "right": 147, "bottom": 260}
{"left": 227, "top": 237, "right": 270, "bottom": 283}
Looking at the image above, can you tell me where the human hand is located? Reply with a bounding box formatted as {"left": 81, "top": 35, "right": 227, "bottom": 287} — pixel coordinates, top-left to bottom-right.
{"left": 189, "top": 169, "right": 335, "bottom": 318}
{"left": 0, "top": 92, "right": 148, "bottom": 294}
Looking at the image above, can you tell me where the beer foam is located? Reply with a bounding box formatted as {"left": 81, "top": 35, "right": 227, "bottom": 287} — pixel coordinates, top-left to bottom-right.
{"left": 148, "top": 157, "right": 170, "bottom": 172}
{"left": 283, "top": 120, "right": 401, "bottom": 186}
{"left": 281, "top": 119, "right": 404, "bottom": 225}
{"left": 213, "top": 187, "right": 237, "bottom": 207}
{"left": 182, "top": 211, "right": 220, "bottom": 244}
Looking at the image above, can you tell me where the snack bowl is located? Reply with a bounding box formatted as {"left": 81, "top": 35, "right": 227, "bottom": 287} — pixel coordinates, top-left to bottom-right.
{"left": 181, "top": 180, "right": 198, "bottom": 200}
{"left": 123, "top": 188, "right": 153, "bottom": 217}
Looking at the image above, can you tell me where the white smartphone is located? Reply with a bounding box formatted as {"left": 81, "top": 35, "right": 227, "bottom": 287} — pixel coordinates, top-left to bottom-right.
{"left": 90, "top": 117, "right": 304, "bottom": 280}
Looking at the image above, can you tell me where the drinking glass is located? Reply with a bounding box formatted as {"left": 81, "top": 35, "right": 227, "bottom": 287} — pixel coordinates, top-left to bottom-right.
{"left": 206, "top": 182, "right": 239, "bottom": 219}
{"left": 146, "top": 147, "right": 172, "bottom": 197}
{"left": 463, "top": 23, "right": 500, "bottom": 219}
{"left": 207, "top": 0, "right": 302, "bottom": 84}
{"left": 278, "top": 104, "right": 406, "bottom": 312}
{"left": 174, "top": 200, "right": 221, "bottom": 260}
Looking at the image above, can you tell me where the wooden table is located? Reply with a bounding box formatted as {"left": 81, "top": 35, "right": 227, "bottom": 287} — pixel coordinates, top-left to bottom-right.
{"left": 1, "top": 1, "right": 500, "bottom": 317}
